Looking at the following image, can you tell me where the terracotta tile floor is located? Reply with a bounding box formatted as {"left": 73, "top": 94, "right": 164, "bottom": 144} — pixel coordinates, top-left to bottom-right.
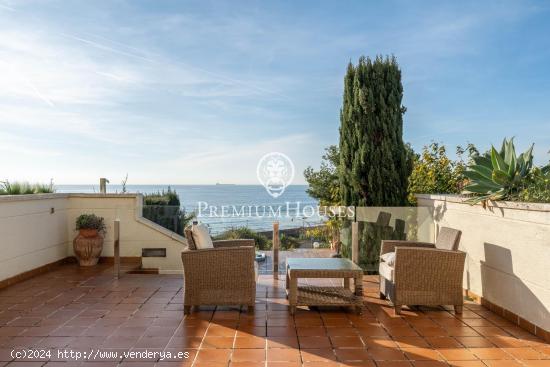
{"left": 0, "top": 263, "right": 549, "bottom": 367}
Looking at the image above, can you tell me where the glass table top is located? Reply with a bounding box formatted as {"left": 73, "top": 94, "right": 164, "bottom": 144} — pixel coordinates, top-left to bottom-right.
{"left": 286, "top": 257, "right": 362, "bottom": 271}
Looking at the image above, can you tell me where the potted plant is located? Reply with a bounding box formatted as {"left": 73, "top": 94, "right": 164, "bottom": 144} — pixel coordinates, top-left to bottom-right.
{"left": 73, "top": 214, "right": 106, "bottom": 266}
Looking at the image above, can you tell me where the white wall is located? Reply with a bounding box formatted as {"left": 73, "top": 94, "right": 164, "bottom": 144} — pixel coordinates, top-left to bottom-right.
{"left": 417, "top": 194, "right": 550, "bottom": 331}
{"left": 0, "top": 194, "right": 70, "bottom": 281}
{"left": 0, "top": 194, "right": 187, "bottom": 281}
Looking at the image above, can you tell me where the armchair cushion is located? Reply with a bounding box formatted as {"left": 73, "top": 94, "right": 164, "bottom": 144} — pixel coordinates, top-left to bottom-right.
{"left": 184, "top": 228, "right": 197, "bottom": 250}
{"left": 380, "top": 251, "right": 396, "bottom": 266}
{"left": 435, "top": 227, "right": 462, "bottom": 251}
{"left": 379, "top": 262, "right": 394, "bottom": 281}
{"left": 191, "top": 223, "right": 214, "bottom": 249}
{"left": 381, "top": 240, "right": 435, "bottom": 255}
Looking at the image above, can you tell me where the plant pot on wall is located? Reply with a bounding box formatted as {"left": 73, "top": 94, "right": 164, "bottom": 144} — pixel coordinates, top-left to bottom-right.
{"left": 73, "top": 214, "right": 106, "bottom": 266}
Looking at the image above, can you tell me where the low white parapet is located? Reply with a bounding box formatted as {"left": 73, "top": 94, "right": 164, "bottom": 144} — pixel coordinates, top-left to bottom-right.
{"left": 0, "top": 193, "right": 188, "bottom": 282}
{"left": 417, "top": 194, "right": 550, "bottom": 332}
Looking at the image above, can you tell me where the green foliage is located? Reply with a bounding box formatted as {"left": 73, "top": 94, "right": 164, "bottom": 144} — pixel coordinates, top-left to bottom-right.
{"left": 0, "top": 180, "right": 55, "bottom": 195}
{"left": 302, "top": 225, "right": 332, "bottom": 246}
{"left": 304, "top": 145, "right": 340, "bottom": 206}
{"left": 144, "top": 187, "right": 181, "bottom": 206}
{"left": 518, "top": 167, "right": 550, "bottom": 203}
{"left": 315, "top": 242, "right": 332, "bottom": 249}
{"left": 279, "top": 233, "right": 300, "bottom": 251}
{"left": 303, "top": 146, "right": 344, "bottom": 250}
{"left": 143, "top": 187, "right": 195, "bottom": 235}
{"left": 214, "top": 228, "right": 302, "bottom": 251}
{"left": 463, "top": 138, "right": 534, "bottom": 204}
{"left": 339, "top": 55, "right": 410, "bottom": 206}
{"left": 75, "top": 214, "right": 106, "bottom": 232}
{"left": 407, "top": 143, "right": 468, "bottom": 204}
{"left": 214, "top": 227, "right": 271, "bottom": 250}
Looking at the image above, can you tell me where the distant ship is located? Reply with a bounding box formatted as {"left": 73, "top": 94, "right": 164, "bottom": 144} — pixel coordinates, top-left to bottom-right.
{"left": 215, "top": 182, "right": 236, "bottom": 185}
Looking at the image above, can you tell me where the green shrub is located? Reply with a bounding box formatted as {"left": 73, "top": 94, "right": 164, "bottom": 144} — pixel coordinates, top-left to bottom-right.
{"left": 407, "top": 143, "right": 472, "bottom": 204}
{"left": 407, "top": 138, "right": 548, "bottom": 205}
{"left": 302, "top": 225, "right": 331, "bottom": 247}
{"left": 75, "top": 214, "right": 106, "bottom": 232}
{"left": 0, "top": 180, "right": 55, "bottom": 195}
{"left": 280, "top": 233, "right": 300, "bottom": 250}
{"left": 315, "top": 242, "right": 332, "bottom": 249}
{"left": 143, "top": 187, "right": 195, "bottom": 235}
{"left": 214, "top": 227, "right": 271, "bottom": 250}
{"left": 304, "top": 145, "right": 340, "bottom": 206}
{"left": 518, "top": 167, "right": 550, "bottom": 203}
{"left": 144, "top": 187, "right": 180, "bottom": 206}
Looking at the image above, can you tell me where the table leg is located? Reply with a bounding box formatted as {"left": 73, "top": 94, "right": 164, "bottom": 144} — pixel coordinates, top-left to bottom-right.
{"left": 289, "top": 273, "right": 298, "bottom": 315}
{"left": 286, "top": 268, "right": 289, "bottom": 290}
{"left": 285, "top": 269, "right": 290, "bottom": 299}
{"left": 343, "top": 277, "right": 350, "bottom": 290}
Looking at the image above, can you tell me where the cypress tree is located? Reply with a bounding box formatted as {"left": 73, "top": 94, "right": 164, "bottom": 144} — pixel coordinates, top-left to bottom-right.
{"left": 339, "top": 55, "right": 409, "bottom": 206}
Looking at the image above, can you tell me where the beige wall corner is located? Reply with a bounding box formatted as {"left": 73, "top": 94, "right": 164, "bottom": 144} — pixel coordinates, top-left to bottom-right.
{"left": 417, "top": 194, "right": 550, "bottom": 332}
{"left": 0, "top": 193, "right": 188, "bottom": 282}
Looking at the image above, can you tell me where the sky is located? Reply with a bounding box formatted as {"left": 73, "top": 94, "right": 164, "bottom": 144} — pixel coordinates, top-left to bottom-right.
{"left": 1, "top": 0, "right": 549, "bottom": 185}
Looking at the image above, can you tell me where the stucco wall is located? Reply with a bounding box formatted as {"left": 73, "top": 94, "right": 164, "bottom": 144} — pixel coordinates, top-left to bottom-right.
{"left": 0, "top": 194, "right": 187, "bottom": 281}
{"left": 0, "top": 194, "right": 70, "bottom": 281}
{"left": 417, "top": 194, "right": 550, "bottom": 331}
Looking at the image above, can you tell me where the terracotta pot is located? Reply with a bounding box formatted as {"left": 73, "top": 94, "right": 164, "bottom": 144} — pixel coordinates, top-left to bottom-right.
{"left": 73, "top": 231, "right": 104, "bottom": 266}
{"left": 79, "top": 228, "right": 98, "bottom": 238}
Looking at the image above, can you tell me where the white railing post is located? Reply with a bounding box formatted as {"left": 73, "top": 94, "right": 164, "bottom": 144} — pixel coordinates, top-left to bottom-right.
{"left": 272, "top": 221, "right": 279, "bottom": 279}
{"left": 351, "top": 220, "right": 359, "bottom": 264}
{"left": 100, "top": 178, "right": 109, "bottom": 194}
{"left": 114, "top": 219, "right": 120, "bottom": 279}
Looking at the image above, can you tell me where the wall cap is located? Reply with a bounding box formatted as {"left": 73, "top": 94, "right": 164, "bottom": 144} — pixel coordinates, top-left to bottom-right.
{"left": 415, "top": 194, "right": 550, "bottom": 212}
{"left": 0, "top": 193, "right": 70, "bottom": 202}
{"left": 68, "top": 193, "right": 140, "bottom": 198}
{"left": 0, "top": 193, "right": 140, "bottom": 203}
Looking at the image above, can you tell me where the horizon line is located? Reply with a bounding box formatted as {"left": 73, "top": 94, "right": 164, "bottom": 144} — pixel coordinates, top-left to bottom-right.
{"left": 54, "top": 183, "right": 310, "bottom": 186}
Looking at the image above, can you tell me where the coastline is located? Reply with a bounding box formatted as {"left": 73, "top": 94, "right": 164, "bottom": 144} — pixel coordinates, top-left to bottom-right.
{"left": 56, "top": 184, "right": 323, "bottom": 234}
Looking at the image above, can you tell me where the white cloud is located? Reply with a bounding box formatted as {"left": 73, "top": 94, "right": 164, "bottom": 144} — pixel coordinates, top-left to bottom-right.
{"left": 149, "top": 133, "right": 320, "bottom": 184}
{"left": 2, "top": 0, "right": 546, "bottom": 185}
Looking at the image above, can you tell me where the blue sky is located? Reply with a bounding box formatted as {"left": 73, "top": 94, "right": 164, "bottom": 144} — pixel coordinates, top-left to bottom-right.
{"left": 1, "top": 0, "right": 549, "bottom": 184}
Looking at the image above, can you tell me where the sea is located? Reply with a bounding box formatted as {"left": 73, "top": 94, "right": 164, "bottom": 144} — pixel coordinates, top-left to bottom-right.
{"left": 56, "top": 184, "right": 323, "bottom": 234}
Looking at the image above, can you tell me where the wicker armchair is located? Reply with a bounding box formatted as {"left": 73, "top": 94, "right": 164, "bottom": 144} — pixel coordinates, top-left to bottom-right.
{"left": 379, "top": 227, "right": 466, "bottom": 315}
{"left": 181, "top": 228, "right": 257, "bottom": 314}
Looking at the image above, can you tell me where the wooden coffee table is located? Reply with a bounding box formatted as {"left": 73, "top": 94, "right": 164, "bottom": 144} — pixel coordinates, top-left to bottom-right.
{"left": 285, "top": 258, "right": 363, "bottom": 314}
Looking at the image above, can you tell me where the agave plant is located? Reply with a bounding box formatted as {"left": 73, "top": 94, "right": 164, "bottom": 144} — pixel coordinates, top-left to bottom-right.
{"left": 462, "top": 138, "right": 533, "bottom": 204}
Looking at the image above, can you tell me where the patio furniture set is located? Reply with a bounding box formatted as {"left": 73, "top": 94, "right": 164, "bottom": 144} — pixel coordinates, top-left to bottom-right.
{"left": 182, "top": 223, "right": 465, "bottom": 316}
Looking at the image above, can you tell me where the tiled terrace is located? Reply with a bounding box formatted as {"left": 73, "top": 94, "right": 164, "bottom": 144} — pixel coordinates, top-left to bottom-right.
{"left": 0, "top": 263, "right": 549, "bottom": 367}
